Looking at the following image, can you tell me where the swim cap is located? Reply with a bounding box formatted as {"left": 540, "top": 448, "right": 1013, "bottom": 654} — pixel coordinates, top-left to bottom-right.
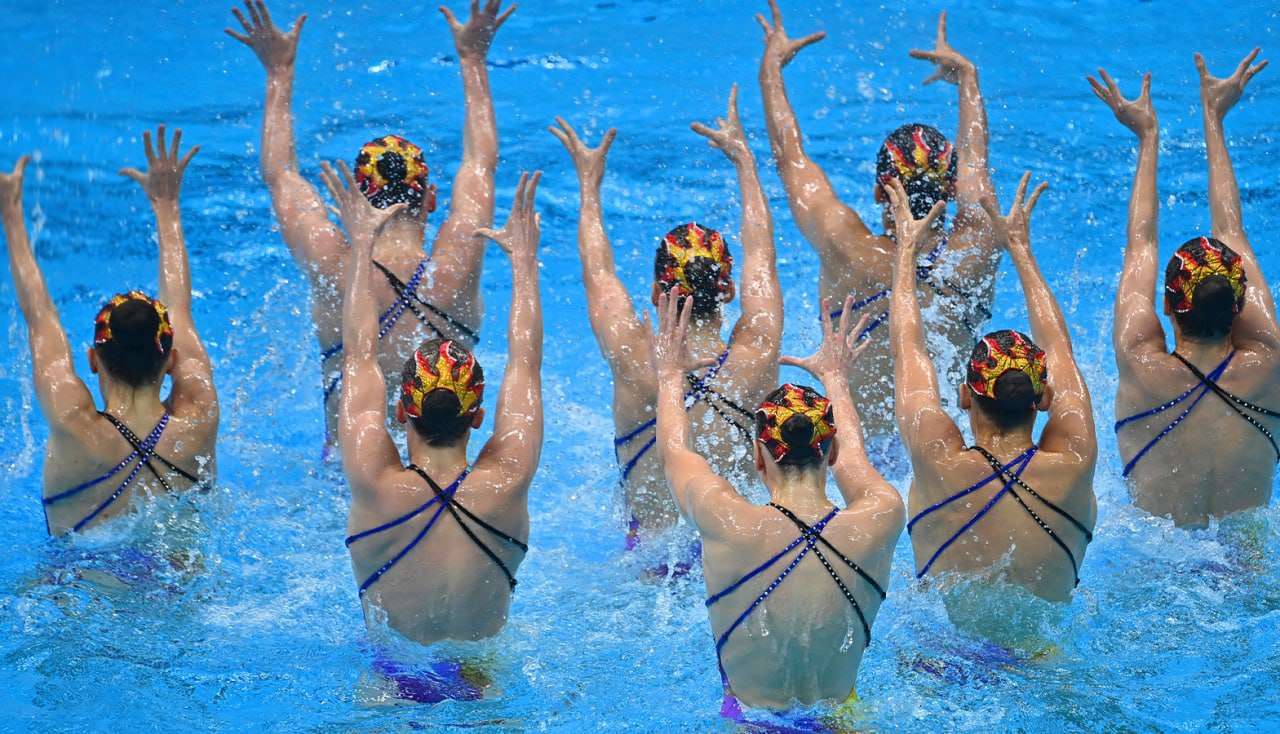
{"left": 400, "top": 340, "right": 485, "bottom": 419}
{"left": 1165, "top": 236, "right": 1246, "bottom": 315}
{"left": 655, "top": 223, "right": 733, "bottom": 297}
{"left": 967, "top": 330, "right": 1046, "bottom": 400}
{"left": 754, "top": 384, "right": 836, "bottom": 463}
{"left": 93, "top": 291, "right": 173, "bottom": 354}
{"left": 354, "top": 135, "right": 429, "bottom": 211}
{"left": 875, "top": 124, "right": 956, "bottom": 217}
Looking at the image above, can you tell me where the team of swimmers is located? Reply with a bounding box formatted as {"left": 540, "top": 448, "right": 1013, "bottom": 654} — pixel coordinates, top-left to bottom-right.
{"left": 2, "top": 0, "right": 1275, "bottom": 723}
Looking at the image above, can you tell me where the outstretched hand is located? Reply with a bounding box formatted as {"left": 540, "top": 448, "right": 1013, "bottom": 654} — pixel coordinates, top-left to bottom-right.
{"left": 0, "top": 156, "right": 30, "bottom": 216}
{"left": 909, "top": 12, "right": 975, "bottom": 85}
{"left": 979, "top": 171, "right": 1047, "bottom": 253}
{"left": 781, "top": 296, "right": 871, "bottom": 379}
{"left": 476, "top": 171, "right": 541, "bottom": 265}
{"left": 120, "top": 125, "right": 199, "bottom": 204}
{"left": 549, "top": 118, "right": 616, "bottom": 188}
{"left": 1087, "top": 69, "right": 1156, "bottom": 136}
{"left": 441, "top": 0, "right": 516, "bottom": 60}
{"left": 756, "top": 0, "right": 825, "bottom": 70}
{"left": 649, "top": 292, "right": 719, "bottom": 379}
{"left": 226, "top": 0, "right": 305, "bottom": 72}
{"left": 320, "top": 161, "right": 406, "bottom": 252}
{"left": 1196, "top": 48, "right": 1268, "bottom": 120}
{"left": 883, "top": 177, "right": 946, "bottom": 255}
{"left": 690, "top": 84, "right": 751, "bottom": 163}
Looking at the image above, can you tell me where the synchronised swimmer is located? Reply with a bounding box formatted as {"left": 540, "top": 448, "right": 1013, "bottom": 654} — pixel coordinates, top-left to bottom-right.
{"left": 1, "top": 0, "right": 1275, "bottom": 724}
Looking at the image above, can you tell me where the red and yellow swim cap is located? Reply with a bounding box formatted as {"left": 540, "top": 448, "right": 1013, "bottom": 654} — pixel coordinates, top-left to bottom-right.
{"left": 354, "top": 135, "right": 429, "bottom": 210}
{"left": 754, "top": 384, "right": 836, "bottom": 463}
{"left": 93, "top": 291, "right": 173, "bottom": 354}
{"left": 967, "top": 330, "right": 1046, "bottom": 400}
{"left": 656, "top": 223, "right": 733, "bottom": 296}
{"left": 1165, "top": 236, "right": 1246, "bottom": 315}
{"left": 875, "top": 124, "right": 956, "bottom": 200}
{"left": 400, "top": 340, "right": 485, "bottom": 419}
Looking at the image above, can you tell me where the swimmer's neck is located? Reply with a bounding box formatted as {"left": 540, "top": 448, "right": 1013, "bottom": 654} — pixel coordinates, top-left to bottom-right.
{"left": 99, "top": 378, "right": 165, "bottom": 420}
{"left": 968, "top": 411, "right": 1036, "bottom": 455}
{"left": 763, "top": 467, "right": 829, "bottom": 513}
{"left": 371, "top": 215, "right": 427, "bottom": 262}
{"left": 1172, "top": 329, "right": 1233, "bottom": 363}
{"left": 405, "top": 430, "right": 472, "bottom": 476}
{"left": 685, "top": 315, "right": 726, "bottom": 358}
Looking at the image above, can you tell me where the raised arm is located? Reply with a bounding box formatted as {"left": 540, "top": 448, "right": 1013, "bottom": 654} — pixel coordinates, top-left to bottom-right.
{"left": 781, "top": 300, "right": 897, "bottom": 508}
{"left": 430, "top": 1, "right": 515, "bottom": 299}
{"left": 886, "top": 179, "right": 965, "bottom": 458}
{"left": 548, "top": 119, "right": 651, "bottom": 380}
{"left": 654, "top": 293, "right": 746, "bottom": 539}
{"left": 756, "top": 0, "right": 872, "bottom": 252}
{"left": 910, "top": 12, "right": 995, "bottom": 258}
{"left": 475, "top": 172, "right": 544, "bottom": 487}
{"left": 120, "top": 126, "right": 218, "bottom": 428}
{"left": 227, "top": 1, "right": 346, "bottom": 278}
{"left": 0, "top": 158, "right": 95, "bottom": 428}
{"left": 321, "top": 162, "right": 407, "bottom": 491}
{"left": 691, "top": 85, "right": 783, "bottom": 357}
{"left": 983, "top": 174, "right": 1095, "bottom": 460}
{"left": 1089, "top": 69, "right": 1166, "bottom": 362}
{"left": 1195, "top": 49, "right": 1279, "bottom": 348}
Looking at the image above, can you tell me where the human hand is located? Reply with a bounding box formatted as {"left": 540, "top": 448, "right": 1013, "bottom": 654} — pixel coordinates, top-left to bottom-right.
{"left": 475, "top": 171, "right": 541, "bottom": 267}
{"left": 690, "top": 84, "right": 751, "bottom": 164}
{"left": 0, "top": 156, "right": 30, "bottom": 217}
{"left": 756, "top": 0, "right": 825, "bottom": 71}
{"left": 320, "top": 160, "right": 407, "bottom": 253}
{"left": 979, "top": 171, "right": 1047, "bottom": 255}
{"left": 1087, "top": 68, "right": 1156, "bottom": 137}
{"left": 120, "top": 125, "right": 199, "bottom": 205}
{"left": 883, "top": 177, "right": 947, "bottom": 257}
{"left": 780, "top": 297, "right": 871, "bottom": 380}
{"left": 1195, "top": 48, "right": 1268, "bottom": 121}
{"left": 225, "top": 0, "right": 305, "bottom": 73}
{"left": 548, "top": 118, "right": 615, "bottom": 189}
{"left": 909, "top": 12, "right": 975, "bottom": 86}
{"left": 441, "top": 0, "right": 515, "bottom": 60}
{"left": 649, "top": 292, "right": 719, "bottom": 379}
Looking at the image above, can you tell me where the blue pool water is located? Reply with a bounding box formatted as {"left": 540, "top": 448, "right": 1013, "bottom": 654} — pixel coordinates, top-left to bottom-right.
{"left": 2, "top": 1, "right": 1279, "bottom": 730}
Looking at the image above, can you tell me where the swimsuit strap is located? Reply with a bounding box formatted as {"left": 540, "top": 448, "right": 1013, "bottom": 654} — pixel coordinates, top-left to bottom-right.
{"left": 1171, "top": 351, "right": 1280, "bottom": 462}
{"left": 408, "top": 464, "right": 527, "bottom": 591}
{"left": 968, "top": 445, "right": 1093, "bottom": 542}
{"left": 907, "top": 445, "right": 1036, "bottom": 533}
{"left": 99, "top": 412, "right": 200, "bottom": 487}
{"left": 969, "top": 445, "right": 1089, "bottom": 587}
{"left": 65, "top": 414, "right": 173, "bottom": 533}
{"left": 768, "top": 503, "right": 877, "bottom": 649}
{"left": 708, "top": 507, "right": 840, "bottom": 668}
{"left": 1118, "top": 352, "right": 1236, "bottom": 476}
{"left": 1115, "top": 350, "right": 1236, "bottom": 430}
{"left": 351, "top": 467, "right": 471, "bottom": 595}
{"left": 320, "top": 259, "right": 431, "bottom": 365}
{"left": 915, "top": 447, "right": 1035, "bottom": 578}
{"left": 372, "top": 259, "right": 479, "bottom": 344}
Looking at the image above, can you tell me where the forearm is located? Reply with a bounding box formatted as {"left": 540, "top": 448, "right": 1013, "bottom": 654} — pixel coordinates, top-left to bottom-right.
{"left": 824, "top": 370, "right": 875, "bottom": 496}
{"left": 759, "top": 64, "right": 842, "bottom": 237}
{"left": 890, "top": 254, "right": 943, "bottom": 410}
{"left": 151, "top": 199, "right": 192, "bottom": 315}
{"left": 507, "top": 258, "right": 543, "bottom": 378}
{"left": 1203, "top": 111, "right": 1245, "bottom": 241}
{"left": 1009, "top": 245, "right": 1071, "bottom": 354}
{"left": 1124, "top": 133, "right": 1160, "bottom": 295}
{"left": 954, "top": 68, "right": 991, "bottom": 204}
{"left": 3, "top": 211, "right": 59, "bottom": 326}
{"left": 341, "top": 249, "right": 379, "bottom": 371}
{"left": 458, "top": 55, "right": 499, "bottom": 175}
{"left": 734, "top": 154, "right": 780, "bottom": 318}
{"left": 759, "top": 65, "right": 810, "bottom": 177}
{"left": 576, "top": 184, "right": 620, "bottom": 279}
{"left": 261, "top": 67, "right": 300, "bottom": 184}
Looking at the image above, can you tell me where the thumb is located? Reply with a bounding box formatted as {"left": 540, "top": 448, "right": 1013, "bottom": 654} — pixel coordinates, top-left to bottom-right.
{"left": 119, "top": 167, "right": 146, "bottom": 184}
{"left": 779, "top": 355, "right": 803, "bottom": 367}
{"left": 473, "top": 226, "right": 499, "bottom": 241}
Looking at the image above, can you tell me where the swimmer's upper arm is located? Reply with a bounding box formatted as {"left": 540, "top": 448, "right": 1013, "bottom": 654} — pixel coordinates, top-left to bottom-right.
{"left": 663, "top": 446, "right": 746, "bottom": 541}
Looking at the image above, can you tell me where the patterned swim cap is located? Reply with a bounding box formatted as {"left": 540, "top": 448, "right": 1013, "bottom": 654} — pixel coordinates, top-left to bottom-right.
{"left": 655, "top": 223, "right": 733, "bottom": 296}
{"left": 1165, "top": 236, "right": 1246, "bottom": 315}
{"left": 875, "top": 124, "right": 956, "bottom": 211}
{"left": 754, "top": 384, "right": 836, "bottom": 463}
{"left": 967, "top": 330, "right": 1047, "bottom": 400}
{"left": 400, "top": 340, "right": 485, "bottom": 419}
{"left": 354, "top": 135, "right": 429, "bottom": 211}
{"left": 93, "top": 291, "right": 173, "bottom": 354}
